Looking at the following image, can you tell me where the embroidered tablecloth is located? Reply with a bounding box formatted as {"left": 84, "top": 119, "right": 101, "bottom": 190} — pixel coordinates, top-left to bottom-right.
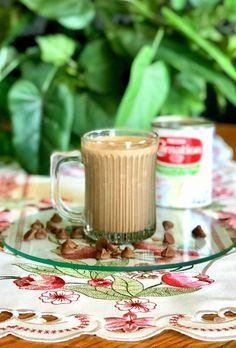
{"left": 0, "top": 136, "right": 236, "bottom": 343}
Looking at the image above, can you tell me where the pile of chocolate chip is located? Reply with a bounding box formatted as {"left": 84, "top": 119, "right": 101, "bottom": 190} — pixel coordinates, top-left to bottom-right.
{"left": 23, "top": 213, "right": 206, "bottom": 261}
{"left": 24, "top": 213, "right": 84, "bottom": 241}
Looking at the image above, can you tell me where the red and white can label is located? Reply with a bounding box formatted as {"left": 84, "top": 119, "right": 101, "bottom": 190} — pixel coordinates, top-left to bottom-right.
{"left": 154, "top": 125, "right": 214, "bottom": 208}
{"left": 158, "top": 137, "right": 202, "bottom": 165}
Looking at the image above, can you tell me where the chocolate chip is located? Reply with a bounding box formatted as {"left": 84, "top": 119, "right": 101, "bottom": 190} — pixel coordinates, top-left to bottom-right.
{"left": 95, "top": 248, "right": 111, "bottom": 260}
{"left": 23, "top": 229, "right": 36, "bottom": 241}
{"left": 35, "top": 229, "right": 47, "bottom": 240}
{"left": 95, "top": 237, "right": 110, "bottom": 251}
{"left": 46, "top": 221, "right": 58, "bottom": 233}
{"left": 161, "top": 246, "right": 175, "bottom": 258}
{"left": 30, "top": 220, "right": 44, "bottom": 230}
{"left": 55, "top": 228, "right": 68, "bottom": 240}
{"left": 62, "top": 238, "right": 77, "bottom": 249}
{"left": 162, "top": 220, "right": 174, "bottom": 231}
{"left": 163, "top": 232, "right": 175, "bottom": 245}
{"left": 192, "top": 225, "right": 206, "bottom": 238}
{"left": 50, "top": 213, "right": 62, "bottom": 223}
{"left": 70, "top": 226, "right": 84, "bottom": 239}
{"left": 121, "top": 247, "right": 135, "bottom": 259}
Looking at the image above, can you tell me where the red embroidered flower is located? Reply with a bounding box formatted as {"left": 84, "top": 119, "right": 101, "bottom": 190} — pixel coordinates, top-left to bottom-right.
{"left": 105, "top": 311, "right": 155, "bottom": 332}
{"left": 121, "top": 270, "right": 165, "bottom": 279}
{"left": 213, "top": 187, "right": 233, "bottom": 198}
{"left": 88, "top": 278, "right": 113, "bottom": 287}
{"left": 115, "top": 298, "right": 157, "bottom": 313}
{"left": 161, "top": 272, "right": 214, "bottom": 288}
{"left": 39, "top": 290, "right": 80, "bottom": 304}
{"left": 0, "top": 176, "right": 19, "bottom": 197}
{"left": 14, "top": 274, "right": 65, "bottom": 290}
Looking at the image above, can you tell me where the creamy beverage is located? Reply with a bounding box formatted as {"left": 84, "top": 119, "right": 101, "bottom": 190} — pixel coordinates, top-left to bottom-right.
{"left": 81, "top": 135, "right": 158, "bottom": 242}
{"left": 51, "top": 129, "right": 158, "bottom": 244}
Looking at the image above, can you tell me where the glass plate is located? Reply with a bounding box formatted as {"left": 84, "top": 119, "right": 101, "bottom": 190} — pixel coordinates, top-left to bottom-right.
{"left": 3, "top": 208, "right": 234, "bottom": 272}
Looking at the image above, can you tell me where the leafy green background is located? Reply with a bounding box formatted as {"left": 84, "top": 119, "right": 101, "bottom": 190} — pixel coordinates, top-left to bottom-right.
{"left": 0, "top": 0, "right": 236, "bottom": 174}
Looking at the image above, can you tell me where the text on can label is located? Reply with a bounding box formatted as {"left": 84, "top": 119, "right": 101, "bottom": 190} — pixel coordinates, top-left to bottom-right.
{"left": 157, "top": 137, "right": 202, "bottom": 165}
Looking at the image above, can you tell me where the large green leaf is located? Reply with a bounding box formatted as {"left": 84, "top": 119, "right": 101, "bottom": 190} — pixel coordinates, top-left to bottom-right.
{"left": 9, "top": 79, "right": 74, "bottom": 174}
{"left": 139, "top": 286, "right": 200, "bottom": 297}
{"left": 20, "top": 0, "right": 95, "bottom": 30}
{"left": 111, "top": 275, "right": 144, "bottom": 297}
{"left": 162, "top": 7, "right": 236, "bottom": 80}
{"left": 73, "top": 93, "right": 115, "bottom": 137}
{"left": 115, "top": 59, "right": 170, "bottom": 129}
{"left": 161, "top": 72, "right": 206, "bottom": 115}
{"left": 36, "top": 34, "right": 76, "bottom": 66}
{"left": 21, "top": 61, "right": 54, "bottom": 90}
{"left": 78, "top": 40, "right": 123, "bottom": 94}
{"left": 64, "top": 284, "right": 128, "bottom": 300}
{"left": 0, "top": 46, "right": 19, "bottom": 81}
{"left": 158, "top": 38, "right": 236, "bottom": 106}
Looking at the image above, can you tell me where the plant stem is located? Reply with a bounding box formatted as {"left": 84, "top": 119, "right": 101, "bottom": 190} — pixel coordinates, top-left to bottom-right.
{"left": 41, "top": 65, "right": 59, "bottom": 95}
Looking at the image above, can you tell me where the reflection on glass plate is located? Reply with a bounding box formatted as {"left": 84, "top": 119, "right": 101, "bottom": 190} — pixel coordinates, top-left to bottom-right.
{"left": 3, "top": 208, "right": 234, "bottom": 272}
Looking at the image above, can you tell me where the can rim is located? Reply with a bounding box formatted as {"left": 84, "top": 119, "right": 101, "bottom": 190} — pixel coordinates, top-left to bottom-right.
{"left": 152, "top": 115, "right": 214, "bottom": 129}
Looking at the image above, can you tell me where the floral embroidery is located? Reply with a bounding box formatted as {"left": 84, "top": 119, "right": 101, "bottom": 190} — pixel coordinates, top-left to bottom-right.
{"left": 121, "top": 270, "right": 165, "bottom": 280}
{"left": 213, "top": 187, "right": 233, "bottom": 198}
{"left": 161, "top": 272, "right": 214, "bottom": 288}
{"left": 115, "top": 298, "right": 157, "bottom": 313}
{"left": 14, "top": 274, "right": 65, "bottom": 290}
{"left": 105, "top": 311, "right": 155, "bottom": 332}
{"left": 39, "top": 290, "right": 80, "bottom": 305}
{"left": 88, "top": 278, "right": 113, "bottom": 287}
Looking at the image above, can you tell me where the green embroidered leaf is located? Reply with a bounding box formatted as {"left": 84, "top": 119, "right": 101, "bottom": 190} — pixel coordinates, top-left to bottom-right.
{"left": 111, "top": 276, "right": 144, "bottom": 297}
{"left": 90, "top": 270, "right": 113, "bottom": 279}
{"left": 15, "top": 263, "right": 91, "bottom": 278}
{"left": 14, "top": 263, "right": 64, "bottom": 275}
{"left": 54, "top": 266, "right": 92, "bottom": 279}
{"left": 95, "top": 258, "right": 129, "bottom": 267}
{"left": 64, "top": 284, "right": 128, "bottom": 300}
{"left": 139, "top": 286, "right": 200, "bottom": 297}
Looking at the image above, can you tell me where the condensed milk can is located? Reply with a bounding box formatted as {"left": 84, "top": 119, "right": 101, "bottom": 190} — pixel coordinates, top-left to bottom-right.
{"left": 152, "top": 116, "right": 215, "bottom": 208}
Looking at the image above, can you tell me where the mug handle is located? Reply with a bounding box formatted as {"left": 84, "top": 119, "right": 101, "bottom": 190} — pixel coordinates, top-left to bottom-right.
{"left": 50, "top": 151, "right": 85, "bottom": 224}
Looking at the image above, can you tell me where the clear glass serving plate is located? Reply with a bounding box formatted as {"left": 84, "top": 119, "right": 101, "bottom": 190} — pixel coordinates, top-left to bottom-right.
{"left": 3, "top": 208, "right": 234, "bottom": 272}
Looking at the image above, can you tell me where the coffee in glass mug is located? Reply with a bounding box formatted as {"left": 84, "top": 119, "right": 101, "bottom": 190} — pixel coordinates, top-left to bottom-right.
{"left": 50, "top": 129, "right": 159, "bottom": 244}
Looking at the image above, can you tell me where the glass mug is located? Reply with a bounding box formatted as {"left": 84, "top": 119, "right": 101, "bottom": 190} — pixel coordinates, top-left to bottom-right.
{"left": 50, "top": 129, "right": 159, "bottom": 244}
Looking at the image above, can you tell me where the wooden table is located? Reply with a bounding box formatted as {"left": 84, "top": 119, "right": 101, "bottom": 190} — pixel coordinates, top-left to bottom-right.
{"left": 1, "top": 122, "right": 236, "bottom": 348}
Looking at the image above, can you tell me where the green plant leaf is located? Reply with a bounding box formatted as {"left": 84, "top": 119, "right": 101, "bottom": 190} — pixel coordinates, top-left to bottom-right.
{"left": 0, "top": 46, "right": 19, "bottom": 81}
{"left": 36, "top": 34, "right": 76, "bottom": 66}
{"left": 160, "top": 72, "right": 206, "bottom": 115}
{"left": 20, "top": 0, "right": 95, "bottom": 29}
{"left": 115, "top": 59, "right": 170, "bottom": 129}
{"left": 111, "top": 275, "right": 144, "bottom": 297}
{"left": 72, "top": 93, "right": 115, "bottom": 137}
{"left": 162, "top": 7, "right": 236, "bottom": 80}
{"left": 139, "top": 286, "right": 200, "bottom": 297}
{"left": 21, "top": 61, "right": 54, "bottom": 90}
{"left": 158, "top": 39, "right": 236, "bottom": 106}
{"left": 171, "top": 0, "right": 187, "bottom": 10}
{"left": 8, "top": 79, "right": 74, "bottom": 174}
{"left": 64, "top": 284, "right": 128, "bottom": 300}
{"left": 78, "top": 39, "right": 123, "bottom": 94}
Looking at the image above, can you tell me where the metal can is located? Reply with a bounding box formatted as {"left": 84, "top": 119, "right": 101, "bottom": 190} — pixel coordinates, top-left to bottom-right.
{"left": 152, "top": 116, "right": 215, "bottom": 208}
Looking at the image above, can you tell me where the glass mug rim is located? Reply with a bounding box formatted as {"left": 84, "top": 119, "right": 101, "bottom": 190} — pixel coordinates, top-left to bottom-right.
{"left": 82, "top": 128, "right": 158, "bottom": 147}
